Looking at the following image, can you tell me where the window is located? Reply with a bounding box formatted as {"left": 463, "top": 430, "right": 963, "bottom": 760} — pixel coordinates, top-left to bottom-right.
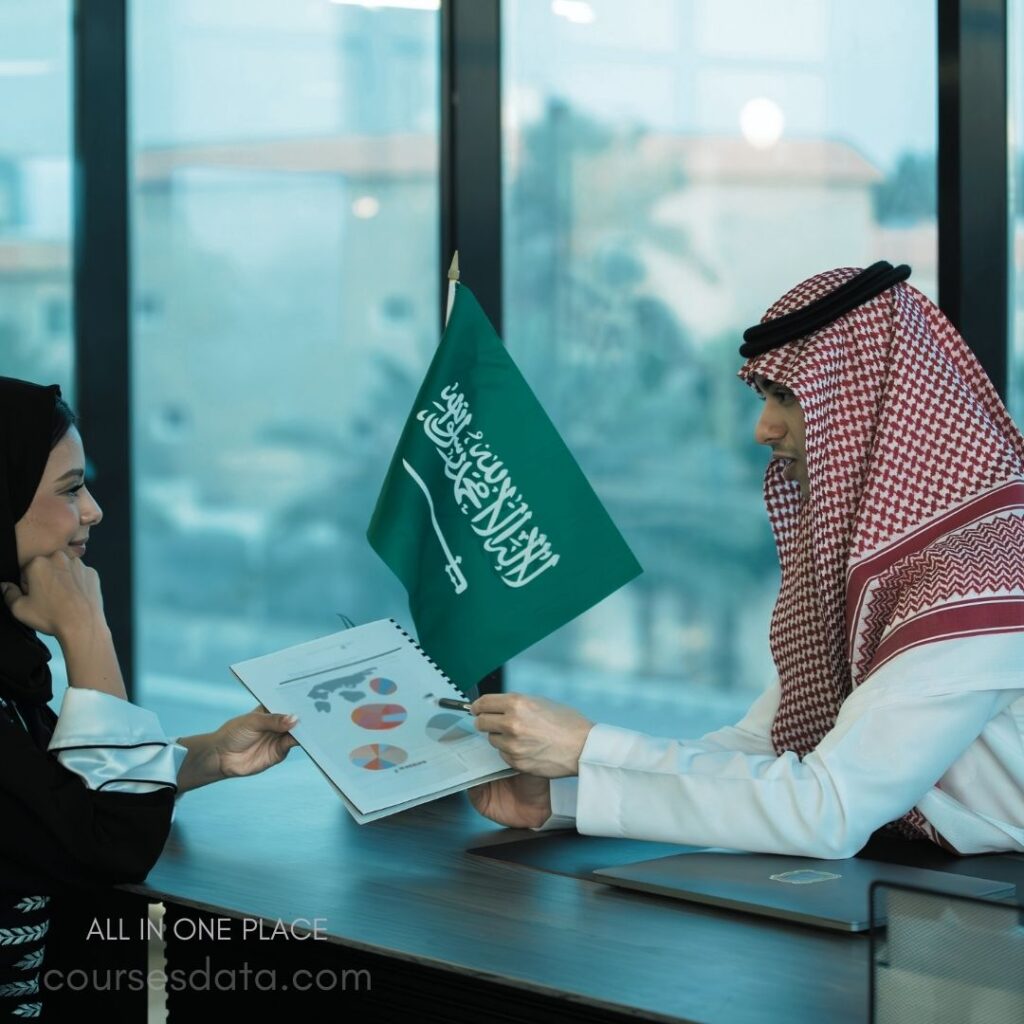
{"left": 130, "top": 0, "right": 439, "bottom": 718}
{"left": 0, "top": 1, "right": 73, "bottom": 397}
{"left": 502, "top": 0, "right": 937, "bottom": 734}
{"left": 1010, "top": 0, "right": 1024, "bottom": 420}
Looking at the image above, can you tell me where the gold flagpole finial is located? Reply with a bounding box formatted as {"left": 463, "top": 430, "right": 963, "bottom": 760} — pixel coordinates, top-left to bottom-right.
{"left": 444, "top": 251, "right": 460, "bottom": 327}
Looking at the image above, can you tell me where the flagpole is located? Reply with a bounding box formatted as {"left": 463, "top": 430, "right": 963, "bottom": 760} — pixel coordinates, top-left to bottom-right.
{"left": 445, "top": 250, "right": 460, "bottom": 327}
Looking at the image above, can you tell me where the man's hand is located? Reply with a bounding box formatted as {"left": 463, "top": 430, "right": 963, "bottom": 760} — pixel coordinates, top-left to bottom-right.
{"left": 471, "top": 693, "right": 594, "bottom": 777}
{"left": 467, "top": 772, "right": 553, "bottom": 829}
{"left": 1, "top": 552, "right": 106, "bottom": 639}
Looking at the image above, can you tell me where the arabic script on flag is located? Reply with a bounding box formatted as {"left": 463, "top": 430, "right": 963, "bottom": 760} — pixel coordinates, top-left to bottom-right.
{"left": 410, "top": 382, "right": 560, "bottom": 592}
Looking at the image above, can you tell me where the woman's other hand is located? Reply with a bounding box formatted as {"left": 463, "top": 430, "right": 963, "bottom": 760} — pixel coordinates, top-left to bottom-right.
{"left": 471, "top": 693, "right": 594, "bottom": 777}
{"left": 2, "top": 553, "right": 126, "bottom": 698}
{"left": 1, "top": 551, "right": 105, "bottom": 639}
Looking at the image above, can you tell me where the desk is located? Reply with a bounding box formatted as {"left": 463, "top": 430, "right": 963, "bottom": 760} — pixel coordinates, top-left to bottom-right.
{"left": 123, "top": 751, "right": 889, "bottom": 1024}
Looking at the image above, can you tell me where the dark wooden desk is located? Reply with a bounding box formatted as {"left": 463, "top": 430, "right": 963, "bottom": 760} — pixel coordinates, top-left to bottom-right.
{"left": 125, "top": 751, "right": 879, "bottom": 1023}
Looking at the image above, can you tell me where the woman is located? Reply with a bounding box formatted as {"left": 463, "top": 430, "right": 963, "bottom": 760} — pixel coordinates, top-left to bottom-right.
{"left": 0, "top": 376, "right": 299, "bottom": 1018}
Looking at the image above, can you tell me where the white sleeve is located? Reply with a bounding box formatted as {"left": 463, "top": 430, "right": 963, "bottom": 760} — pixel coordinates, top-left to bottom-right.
{"left": 530, "top": 680, "right": 781, "bottom": 832}
{"left": 530, "top": 775, "right": 580, "bottom": 831}
{"left": 672, "top": 679, "right": 780, "bottom": 757}
{"left": 47, "top": 688, "right": 187, "bottom": 796}
{"left": 570, "top": 635, "right": 1024, "bottom": 858}
{"left": 165, "top": 736, "right": 186, "bottom": 822}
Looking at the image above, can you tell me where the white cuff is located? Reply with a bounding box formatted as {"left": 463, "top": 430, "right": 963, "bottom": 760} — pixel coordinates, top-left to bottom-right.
{"left": 573, "top": 723, "right": 648, "bottom": 838}
{"left": 48, "top": 688, "right": 187, "bottom": 795}
{"left": 579, "top": 722, "right": 643, "bottom": 765}
{"left": 529, "top": 776, "right": 579, "bottom": 832}
{"left": 166, "top": 738, "right": 188, "bottom": 803}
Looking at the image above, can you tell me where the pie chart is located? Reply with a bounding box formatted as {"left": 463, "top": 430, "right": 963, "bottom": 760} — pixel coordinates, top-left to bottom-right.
{"left": 425, "top": 712, "right": 476, "bottom": 744}
{"left": 369, "top": 677, "right": 397, "bottom": 695}
{"left": 352, "top": 703, "right": 407, "bottom": 730}
{"left": 350, "top": 743, "right": 407, "bottom": 771}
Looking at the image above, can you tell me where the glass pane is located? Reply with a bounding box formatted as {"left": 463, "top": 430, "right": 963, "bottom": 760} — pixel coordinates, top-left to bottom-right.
{"left": 1010, "top": 0, "right": 1024, "bottom": 420}
{"left": 503, "top": 0, "right": 938, "bottom": 734}
{"left": 130, "top": 0, "right": 439, "bottom": 723}
{"left": 0, "top": 0, "right": 74, "bottom": 398}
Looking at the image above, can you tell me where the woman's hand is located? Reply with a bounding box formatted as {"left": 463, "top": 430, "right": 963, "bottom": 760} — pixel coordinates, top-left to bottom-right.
{"left": 1, "top": 551, "right": 106, "bottom": 639}
{"left": 2, "top": 554, "right": 126, "bottom": 698}
{"left": 468, "top": 772, "right": 553, "bottom": 829}
{"left": 211, "top": 706, "right": 300, "bottom": 779}
{"left": 471, "top": 693, "right": 594, "bottom": 777}
{"left": 176, "top": 706, "right": 299, "bottom": 793}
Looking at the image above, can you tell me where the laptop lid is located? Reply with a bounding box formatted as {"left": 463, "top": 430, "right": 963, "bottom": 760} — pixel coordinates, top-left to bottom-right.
{"left": 591, "top": 852, "right": 1016, "bottom": 932}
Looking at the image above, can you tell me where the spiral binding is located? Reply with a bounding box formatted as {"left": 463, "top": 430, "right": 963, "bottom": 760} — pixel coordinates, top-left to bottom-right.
{"left": 387, "top": 618, "right": 469, "bottom": 701}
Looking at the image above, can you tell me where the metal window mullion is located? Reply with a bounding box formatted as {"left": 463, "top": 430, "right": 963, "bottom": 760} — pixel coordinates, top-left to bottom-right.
{"left": 440, "top": 0, "right": 502, "bottom": 332}
{"left": 440, "top": 0, "right": 503, "bottom": 694}
{"left": 72, "top": 0, "right": 134, "bottom": 695}
{"left": 938, "top": 0, "right": 1010, "bottom": 396}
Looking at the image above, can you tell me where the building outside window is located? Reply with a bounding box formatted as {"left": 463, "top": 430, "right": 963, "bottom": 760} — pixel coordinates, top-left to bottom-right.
{"left": 130, "top": 0, "right": 440, "bottom": 721}
{"left": 0, "top": 0, "right": 73, "bottom": 397}
{"left": 502, "top": 0, "right": 937, "bottom": 734}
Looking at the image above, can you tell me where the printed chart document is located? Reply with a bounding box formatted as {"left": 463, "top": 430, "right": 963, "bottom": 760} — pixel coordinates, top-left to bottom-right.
{"left": 230, "top": 618, "right": 516, "bottom": 823}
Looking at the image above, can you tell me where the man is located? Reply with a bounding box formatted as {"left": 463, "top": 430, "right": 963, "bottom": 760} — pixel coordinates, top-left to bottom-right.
{"left": 467, "top": 262, "right": 1024, "bottom": 858}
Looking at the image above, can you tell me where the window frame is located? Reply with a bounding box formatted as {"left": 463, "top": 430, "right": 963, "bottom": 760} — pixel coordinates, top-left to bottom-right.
{"left": 72, "top": 0, "right": 1012, "bottom": 694}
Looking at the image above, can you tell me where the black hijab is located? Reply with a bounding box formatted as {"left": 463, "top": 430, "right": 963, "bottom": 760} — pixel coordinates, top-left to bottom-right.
{"left": 0, "top": 376, "right": 61, "bottom": 712}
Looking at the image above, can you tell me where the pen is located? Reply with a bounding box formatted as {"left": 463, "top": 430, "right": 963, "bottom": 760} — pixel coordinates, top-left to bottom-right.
{"left": 437, "top": 698, "right": 473, "bottom": 713}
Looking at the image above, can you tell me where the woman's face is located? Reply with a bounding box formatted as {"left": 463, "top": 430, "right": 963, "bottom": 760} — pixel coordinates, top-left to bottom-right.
{"left": 14, "top": 427, "right": 103, "bottom": 568}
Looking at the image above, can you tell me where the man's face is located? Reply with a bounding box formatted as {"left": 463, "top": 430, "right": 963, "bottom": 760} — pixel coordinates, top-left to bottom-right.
{"left": 752, "top": 375, "right": 809, "bottom": 499}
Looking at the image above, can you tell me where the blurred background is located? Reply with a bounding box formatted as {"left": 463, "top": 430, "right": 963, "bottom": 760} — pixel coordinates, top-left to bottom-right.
{"left": 1, "top": 0, "right": 1019, "bottom": 741}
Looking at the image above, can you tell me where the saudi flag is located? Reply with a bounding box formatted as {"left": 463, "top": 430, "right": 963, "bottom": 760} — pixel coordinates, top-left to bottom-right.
{"left": 367, "top": 282, "right": 642, "bottom": 693}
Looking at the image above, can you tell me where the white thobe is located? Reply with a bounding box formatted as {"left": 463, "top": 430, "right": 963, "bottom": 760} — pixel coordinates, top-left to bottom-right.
{"left": 535, "top": 633, "right": 1024, "bottom": 858}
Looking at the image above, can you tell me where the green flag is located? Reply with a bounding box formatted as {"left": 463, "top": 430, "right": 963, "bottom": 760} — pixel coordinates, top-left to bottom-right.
{"left": 367, "top": 283, "right": 642, "bottom": 692}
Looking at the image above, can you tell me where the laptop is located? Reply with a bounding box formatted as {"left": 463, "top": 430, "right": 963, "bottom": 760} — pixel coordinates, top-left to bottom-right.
{"left": 591, "top": 852, "right": 1017, "bottom": 932}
